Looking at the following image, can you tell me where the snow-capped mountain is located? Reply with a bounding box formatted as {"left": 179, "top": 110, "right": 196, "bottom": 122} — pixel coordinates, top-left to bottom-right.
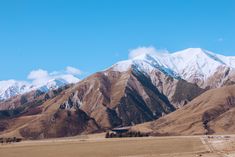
{"left": 111, "top": 48, "right": 235, "bottom": 87}
{"left": 0, "top": 80, "right": 30, "bottom": 101}
{"left": 160, "top": 48, "right": 235, "bottom": 81}
{"left": 34, "top": 77, "right": 79, "bottom": 93}
{"left": 0, "top": 76, "right": 80, "bottom": 101}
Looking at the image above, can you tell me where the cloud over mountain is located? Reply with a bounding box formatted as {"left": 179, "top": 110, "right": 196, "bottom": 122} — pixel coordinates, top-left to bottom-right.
{"left": 27, "top": 66, "right": 81, "bottom": 87}
{"left": 128, "top": 46, "right": 168, "bottom": 59}
{"left": 66, "top": 66, "right": 82, "bottom": 75}
{"left": 0, "top": 66, "right": 81, "bottom": 100}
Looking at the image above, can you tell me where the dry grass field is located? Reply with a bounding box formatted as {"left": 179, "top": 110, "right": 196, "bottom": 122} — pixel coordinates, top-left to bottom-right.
{"left": 1, "top": 134, "right": 235, "bottom": 157}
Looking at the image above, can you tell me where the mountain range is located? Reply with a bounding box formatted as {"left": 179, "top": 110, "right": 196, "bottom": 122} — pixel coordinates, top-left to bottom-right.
{"left": 0, "top": 48, "right": 235, "bottom": 139}
{"left": 1, "top": 48, "right": 234, "bottom": 101}
{"left": 0, "top": 77, "right": 79, "bottom": 101}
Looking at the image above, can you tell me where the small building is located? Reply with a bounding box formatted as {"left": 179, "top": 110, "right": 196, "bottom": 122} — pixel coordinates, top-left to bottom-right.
{"left": 106, "top": 126, "right": 149, "bottom": 138}
{"left": 111, "top": 127, "right": 131, "bottom": 134}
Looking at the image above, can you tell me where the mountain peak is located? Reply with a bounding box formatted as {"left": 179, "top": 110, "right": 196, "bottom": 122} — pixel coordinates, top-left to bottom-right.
{"left": 186, "top": 47, "right": 205, "bottom": 51}
{"left": 174, "top": 48, "right": 211, "bottom": 56}
{"left": 184, "top": 48, "right": 205, "bottom": 52}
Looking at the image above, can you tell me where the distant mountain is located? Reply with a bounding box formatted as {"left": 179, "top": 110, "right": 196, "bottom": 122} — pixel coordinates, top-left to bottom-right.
{"left": 0, "top": 80, "right": 30, "bottom": 101}
{"left": 36, "top": 78, "right": 79, "bottom": 93}
{"left": 0, "top": 77, "right": 79, "bottom": 101}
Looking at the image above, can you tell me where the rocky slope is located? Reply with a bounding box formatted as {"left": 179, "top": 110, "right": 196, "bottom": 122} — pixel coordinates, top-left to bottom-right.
{"left": 0, "top": 84, "right": 99, "bottom": 139}
{"left": 0, "top": 63, "right": 204, "bottom": 139}
{"left": 132, "top": 85, "right": 235, "bottom": 135}
{"left": 111, "top": 53, "right": 205, "bottom": 108}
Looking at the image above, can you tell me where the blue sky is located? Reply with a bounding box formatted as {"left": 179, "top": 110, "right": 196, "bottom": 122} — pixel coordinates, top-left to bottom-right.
{"left": 0, "top": 0, "right": 234, "bottom": 80}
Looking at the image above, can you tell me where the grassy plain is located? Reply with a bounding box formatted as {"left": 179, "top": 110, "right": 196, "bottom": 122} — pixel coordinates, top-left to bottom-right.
{"left": 0, "top": 135, "right": 209, "bottom": 157}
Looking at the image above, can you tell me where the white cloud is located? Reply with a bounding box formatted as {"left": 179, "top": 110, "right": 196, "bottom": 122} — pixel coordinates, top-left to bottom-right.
{"left": 27, "top": 67, "right": 81, "bottom": 86}
{"left": 59, "top": 74, "right": 80, "bottom": 83}
{"left": 27, "top": 69, "right": 49, "bottom": 80}
{"left": 27, "top": 69, "right": 50, "bottom": 86}
{"left": 66, "top": 66, "right": 82, "bottom": 75}
{"left": 128, "top": 46, "right": 168, "bottom": 59}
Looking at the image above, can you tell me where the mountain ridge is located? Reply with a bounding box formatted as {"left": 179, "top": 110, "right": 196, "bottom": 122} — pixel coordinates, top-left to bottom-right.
{"left": 0, "top": 77, "right": 80, "bottom": 101}
{"left": 1, "top": 48, "right": 234, "bottom": 101}
{"left": 111, "top": 48, "right": 235, "bottom": 88}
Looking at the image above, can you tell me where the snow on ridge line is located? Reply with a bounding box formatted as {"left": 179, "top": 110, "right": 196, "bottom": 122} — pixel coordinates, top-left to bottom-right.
{"left": 110, "top": 54, "right": 180, "bottom": 79}
{"left": 172, "top": 48, "right": 235, "bottom": 68}
{"left": 167, "top": 48, "right": 235, "bottom": 79}
{"left": 0, "top": 77, "right": 80, "bottom": 101}
{"left": 1, "top": 48, "right": 234, "bottom": 100}
{"left": 110, "top": 48, "right": 235, "bottom": 80}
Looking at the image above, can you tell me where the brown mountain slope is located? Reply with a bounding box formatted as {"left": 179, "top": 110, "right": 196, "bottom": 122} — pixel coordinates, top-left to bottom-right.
{"left": 0, "top": 84, "right": 72, "bottom": 118}
{"left": 0, "top": 65, "right": 204, "bottom": 139}
{"left": 50, "top": 66, "right": 203, "bottom": 129}
{"left": 132, "top": 85, "right": 235, "bottom": 135}
{"left": 0, "top": 85, "right": 100, "bottom": 139}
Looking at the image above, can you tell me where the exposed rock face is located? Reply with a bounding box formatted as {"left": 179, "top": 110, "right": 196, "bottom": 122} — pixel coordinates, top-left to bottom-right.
{"left": 59, "top": 68, "right": 176, "bottom": 129}
{"left": 179, "top": 65, "right": 235, "bottom": 89}
{"left": 204, "top": 66, "right": 235, "bottom": 88}
{"left": 132, "top": 85, "right": 235, "bottom": 135}
{"left": 55, "top": 66, "right": 204, "bottom": 129}
{"left": 143, "top": 66, "right": 205, "bottom": 108}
